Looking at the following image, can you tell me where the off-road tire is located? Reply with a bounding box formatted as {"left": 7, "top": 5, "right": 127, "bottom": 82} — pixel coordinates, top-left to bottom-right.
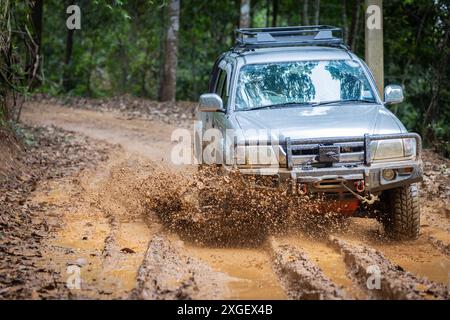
{"left": 382, "top": 183, "right": 420, "bottom": 240}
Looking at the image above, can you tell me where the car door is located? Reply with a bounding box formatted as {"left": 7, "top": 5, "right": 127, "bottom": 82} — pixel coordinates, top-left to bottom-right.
{"left": 199, "top": 61, "right": 228, "bottom": 132}
{"left": 212, "top": 63, "right": 229, "bottom": 130}
{"left": 212, "top": 61, "right": 235, "bottom": 164}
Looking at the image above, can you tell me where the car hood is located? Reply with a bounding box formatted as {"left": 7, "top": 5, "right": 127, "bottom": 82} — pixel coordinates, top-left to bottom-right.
{"left": 234, "top": 104, "right": 404, "bottom": 141}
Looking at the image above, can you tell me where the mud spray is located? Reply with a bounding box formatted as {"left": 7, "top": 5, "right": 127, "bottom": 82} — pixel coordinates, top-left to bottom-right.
{"left": 141, "top": 164, "right": 350, "bottom": 245}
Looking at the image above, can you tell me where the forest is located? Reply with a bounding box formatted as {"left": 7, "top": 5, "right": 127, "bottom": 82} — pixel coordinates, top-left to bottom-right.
{"left": 1, "top": 0, "right": 449, "bottom": 154}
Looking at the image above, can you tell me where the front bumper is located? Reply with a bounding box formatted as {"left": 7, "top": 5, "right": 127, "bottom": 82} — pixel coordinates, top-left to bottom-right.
{"left": 232, "top": 132, "right": 423, "bottom": 194}
{"left": 234, "top": 160, "right": 422, "bottom": 193}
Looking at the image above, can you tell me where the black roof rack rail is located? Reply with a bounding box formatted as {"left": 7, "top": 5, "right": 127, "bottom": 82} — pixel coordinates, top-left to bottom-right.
{"left": 234, "top": 25, "right": 343, "bottom": 49}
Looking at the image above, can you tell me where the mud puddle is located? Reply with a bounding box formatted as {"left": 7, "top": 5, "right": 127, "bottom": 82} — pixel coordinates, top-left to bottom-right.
{"left": 268, "top": 237, "right": 346, "bottom": 300}
{"left": 132, "top": 235, "right": 229, "bottom": 300}
{"left": 338, "top": 218, "right": 450, "bottom": 285}
{"left": 180, "top": 239, "right": 286, "bottom": 300}
{"left": 40, "top": 199, "right": 153, "bottom": 299}
{"left": 274, "top": 232, "right": 366, "bottom": 299}
{"left": 330, "top": 236, "right": 449, "bottom": 299}
{"left": 35, "top": 153, "right": 158, "bottom": 299}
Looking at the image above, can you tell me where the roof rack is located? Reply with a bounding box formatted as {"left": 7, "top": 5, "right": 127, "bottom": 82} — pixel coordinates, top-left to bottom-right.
{"left": 234, "top": 25, "right": 343, "bottom": 49}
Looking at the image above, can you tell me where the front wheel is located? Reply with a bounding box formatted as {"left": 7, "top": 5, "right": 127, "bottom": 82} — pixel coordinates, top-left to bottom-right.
{"left": 381, "top": 184, "right": 420, "bottom": 240}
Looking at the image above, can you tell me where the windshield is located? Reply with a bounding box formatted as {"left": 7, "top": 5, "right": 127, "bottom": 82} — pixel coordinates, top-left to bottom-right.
{"left": 235, "top": 60, "right": 377, "bottom": 111}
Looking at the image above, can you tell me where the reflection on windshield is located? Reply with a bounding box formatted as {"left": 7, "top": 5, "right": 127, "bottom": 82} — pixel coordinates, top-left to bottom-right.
{"left": 235, "top": 60, "right": 376, "bottom": 111}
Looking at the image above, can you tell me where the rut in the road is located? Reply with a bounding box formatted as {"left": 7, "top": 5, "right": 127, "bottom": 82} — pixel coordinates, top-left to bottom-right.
{"left": 427, "top": 235, "right": 450, "bottom": 257}
{"left": 130, "top": 235, "right": 229, "bottom": 300}
{"left": 268, "top": 237, "right": 347, "bottom": 300}
{"left": 329, "top": 236, "right": 449, "bottom": 300}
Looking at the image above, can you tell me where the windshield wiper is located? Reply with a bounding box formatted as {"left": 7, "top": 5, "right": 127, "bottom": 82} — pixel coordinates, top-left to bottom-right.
{"left": 312, "top": 99, "right": 377, "bottom": 107}
{"left": 244, "top": 102, "right": 312, "bottom": 111}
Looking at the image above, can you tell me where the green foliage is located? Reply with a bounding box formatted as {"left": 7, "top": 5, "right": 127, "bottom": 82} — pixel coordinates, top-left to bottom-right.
{"left": 41, "top": 0, "right": 165, "bottom": 98}
{"left": 1, "top": 0, "right": 40, "bottom": 124}
{"left": 8, "top": 120, "right": 36, "bottom": 146}
{"left": 384, "top": 0, "right": 450, "bottom": 153}
{"left": 14, "top": 0, "right": 450, "bottom": 154}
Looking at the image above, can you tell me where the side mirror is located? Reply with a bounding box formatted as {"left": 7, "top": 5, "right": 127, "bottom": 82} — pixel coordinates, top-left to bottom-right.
{"left": 384, "top": 85, "right": 404, "bottom": 105}
{"left": 199, "top": 93, "right": 224, "bottom": 112}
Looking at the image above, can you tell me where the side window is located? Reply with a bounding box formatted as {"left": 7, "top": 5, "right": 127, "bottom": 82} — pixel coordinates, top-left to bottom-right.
{"left": 215, "top": 69, "right": 226, "bottom": 95}
{"left": 215, "top": 69, "right": 229, "bottom": 110}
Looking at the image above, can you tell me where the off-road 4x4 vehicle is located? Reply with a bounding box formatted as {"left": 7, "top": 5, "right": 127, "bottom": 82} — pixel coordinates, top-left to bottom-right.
{"left": 195, "top": 26, "right": 422, "bottom": 240}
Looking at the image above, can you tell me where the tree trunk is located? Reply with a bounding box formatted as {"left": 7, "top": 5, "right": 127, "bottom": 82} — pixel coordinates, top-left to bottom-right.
{"left": 272, "top": 0, "right": 278, "bottom": 27}
{"left": 239, "top": 0, "right": 251, "bottom": 29}
{"left": 302, "top": 0, "right": 309, "bottom": 26}
{"left": 342, "top": 0, "right": 348, "bottom": 43}
{"left": 314, "top": 0, "right": 320, "bottom": 25}
{"left": 265, "top": 0, "right": 271, "bottom": 27}
{"left": 159, "top": 0, "right": 180, "bottom": 102}
{"left": 348, "top": 0, "right": 361, "bottom": 51}
{"left": 365, "top": 0, "right": 384, "bottom": 96}
{"left": 63, "top": 0, "right": 74, "bottom": 93}
{"left": 29, "top": 0, "right": 43, "bottom": 88}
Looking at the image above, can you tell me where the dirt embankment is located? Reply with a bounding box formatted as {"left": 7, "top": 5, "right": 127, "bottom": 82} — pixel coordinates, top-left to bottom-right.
{"left": 0, "top": 100, "right": 448, "bottom": 300}
{"left": 420, "top": 150, "right": 450, "bottom": 255}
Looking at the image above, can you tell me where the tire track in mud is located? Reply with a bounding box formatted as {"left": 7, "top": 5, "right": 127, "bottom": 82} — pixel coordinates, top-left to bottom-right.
{"left": 130, "top": 235, "right": 229, "bottom": 300}
{"left": 336, "top": 218, "right": 450, "bottom": 285}
{"left": 38, "top": 155, "right": 161, "bottom": 299}
{"left": 272, "top": 233, "right": 368, "bottom": 299}
{"left": 86, "top": 158, "right": 165, "bottom": 297}
{"left": 329, "top": 236, "right": 449, "bottom": 300}
{"left": 268, "top": 237, "right": 347, "bottom": 300}
{"left": 427, "top": 235, "right": 450, "bottom": 257}
{"left": 422, "top": 225, "right": 450, "bottom": 258}
{"left": 180, "top": 241, "right": 287, "bottom": 300}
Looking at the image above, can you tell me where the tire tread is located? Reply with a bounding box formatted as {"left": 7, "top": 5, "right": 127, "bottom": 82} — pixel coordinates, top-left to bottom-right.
{"left": 383, "top": 184, "right": 420, "bottom": 240}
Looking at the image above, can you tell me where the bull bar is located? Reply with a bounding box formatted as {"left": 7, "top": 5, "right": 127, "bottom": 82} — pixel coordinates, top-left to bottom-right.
{"left": 237, "top": 132, "right": 422, "bottom": 170}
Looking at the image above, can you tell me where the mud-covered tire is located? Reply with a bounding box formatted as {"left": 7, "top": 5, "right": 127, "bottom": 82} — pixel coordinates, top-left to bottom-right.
{"left": 382, "top": 183, "right": 420, "bottom": 240}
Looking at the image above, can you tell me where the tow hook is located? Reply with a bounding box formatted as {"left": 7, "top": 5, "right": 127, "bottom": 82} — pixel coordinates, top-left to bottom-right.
{"left": 342, "top": 182, "right": 379, "bottom": 205}
{"left": 298, "top": 183, "right": 308, "bottom": 195}
{"left": 354, "top": 180, "right": 365, "bottom": 192}
{"left": 359, "top": 193, "right": 378, "bottom": 205}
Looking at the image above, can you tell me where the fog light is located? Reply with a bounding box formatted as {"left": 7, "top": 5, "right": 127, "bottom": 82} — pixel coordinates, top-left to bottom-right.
{"left": 382, "top": 169, "right": 396, "bottom": 181}
{"left": 398, "top": 167, "right": 413, "bottom": 174}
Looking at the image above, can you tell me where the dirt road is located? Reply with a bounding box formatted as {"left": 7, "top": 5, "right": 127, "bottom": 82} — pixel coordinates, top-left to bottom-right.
{"left": 19, "top": 101, "right": 449, "bottom": 300}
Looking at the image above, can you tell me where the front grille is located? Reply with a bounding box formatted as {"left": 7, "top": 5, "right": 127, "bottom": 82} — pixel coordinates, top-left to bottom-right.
{"left": 341, "top": 146, "right": 364, "bottom": 153}
{"left": 292, "top": 148, "right": 317, "bottom": 156}
{"left": 284, "top": 142, "right": 365, "bottom": 167}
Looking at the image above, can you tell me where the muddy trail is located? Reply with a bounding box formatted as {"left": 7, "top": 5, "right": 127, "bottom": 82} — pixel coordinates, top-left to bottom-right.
{"left": 6, "top": 101, "right": 448, "bottom": 300}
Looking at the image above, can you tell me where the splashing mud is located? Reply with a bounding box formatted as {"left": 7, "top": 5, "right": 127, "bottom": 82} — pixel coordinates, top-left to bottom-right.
{"left": 139, "top": 165, "right": 351, "bottom": 246}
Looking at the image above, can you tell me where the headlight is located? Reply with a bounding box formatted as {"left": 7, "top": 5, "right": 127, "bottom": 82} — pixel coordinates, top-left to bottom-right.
{"left": 370, "top": 138, "right": 416, "bottom": 161}
{"left": 235, "top": 145, "right": 279, "bottom": 166}
{"left": 403, "top": 138, "right": 416, "bottom": 157}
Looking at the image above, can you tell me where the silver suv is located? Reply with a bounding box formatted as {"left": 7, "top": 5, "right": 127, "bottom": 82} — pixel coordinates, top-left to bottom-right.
{"left": 195, "top": 26, "right": 422, "bottom": 240}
